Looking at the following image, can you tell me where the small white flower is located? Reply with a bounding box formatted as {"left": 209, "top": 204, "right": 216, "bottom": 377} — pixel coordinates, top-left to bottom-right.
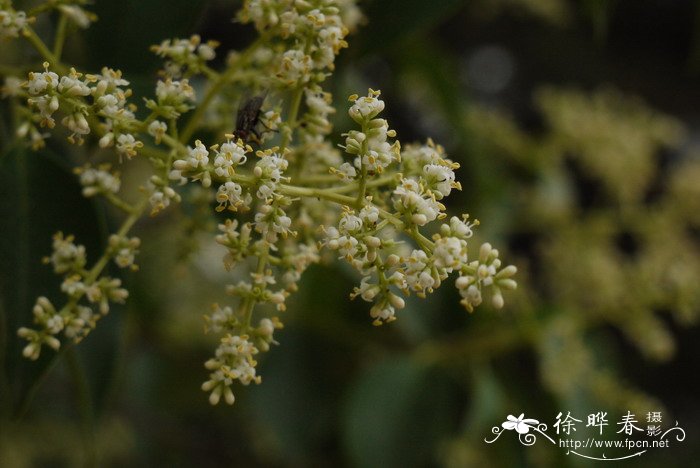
{"left": 349, "top": 89, "right": 384, "bottom": 124}
{"left": 214, "top": 140, "right": 248, "bottom": 178}
{"left": 0, "top": 8, "right": 28, "bottom": 38}
{"left": 337, "top": 162, "right": 357, "bottom": 180}
{"left": 359, "top": 205, "right": 379, "bottom": 225}
{"left": 370, "top": 302, "right": 396, "bottom": 325}
{"left": 276, "top": 49, "right": 312, "bottom": 86}
{"left": 337, "top": 235, "right": 359, "bottom": 259}
{"left": 147, "top": 120, "right": 167, "bottom": 143}
{"left": 1, "top": 76, "right": 23, "bottom": 97}
{"left": 78, "top": 165, "right": 121, "bottom": 197}
{"left": 148, "top": 183, "right": 180, "bottom": 215}
{"left": 338, "top": 212, "right": 362, "bottom": 234}
{"left": 216, "top": 181, "right": 250, "bottom": 212}
{"left": 62, "top": 112, "right": 90, "bottom": 135}
{"left": 188, "top": 139, "right": 210, "bottom": 169}
{"left": 115, "top": 133, "right": 142, "bottom": 159}
{"left": 58, "top": 71, "right": 91, "bottom": 96}
{"left": 423, "top": 163, "right": 455, "bottom": 199}
{"left": 48, "top": 233, "right": 86, "bottom": 274}
{"left": 392, "top": 178, "right": 442, "bottom": 226}
{"left": 57, "top": 5, "right": 95, "bottom": 28}
{"left": 90, "top": 67, "right": 129, "bottom": 96}
{"left": 433, "top": 237, "right": 467, "bottom": 272}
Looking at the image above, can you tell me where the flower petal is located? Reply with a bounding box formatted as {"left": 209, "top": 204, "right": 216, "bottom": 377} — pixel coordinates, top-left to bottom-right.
{"left": 515, "top": 422, "right": 530, "bottom": 434}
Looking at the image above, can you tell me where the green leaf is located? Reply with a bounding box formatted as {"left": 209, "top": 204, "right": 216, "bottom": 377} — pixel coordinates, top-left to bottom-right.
{"left": 342, "top": 356, "right": 458, "bottom": 468}
{"left": 248, "top": 327, "right": 347, "bottom": 464}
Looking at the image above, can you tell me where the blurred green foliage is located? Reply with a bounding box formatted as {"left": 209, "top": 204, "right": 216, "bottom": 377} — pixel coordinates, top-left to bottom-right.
{"left": 2, "top": 0, "right": 700, "bottom": 466}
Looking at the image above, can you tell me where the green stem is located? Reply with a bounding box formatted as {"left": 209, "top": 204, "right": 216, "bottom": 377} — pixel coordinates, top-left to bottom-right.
{"left": 52, "top": 13, "right": 69, "bottom": 61}
{"left": 278, "top": 183, "right": 356, "bottom": 206}
{"left": 179, "top": 37, "right": 264, "bottom": 144}
{"left": 331, "top": 175, "right": 397, "bottom": 195}
{"left": 103, "top": 192, "right": 135, "bottom": 214}
{"left": 242, "top": 227, "right": 273, "bottom": 329}
{"left": 356, "top": 169, "right": 367, "bottom": 206}
{"left": 411, "top": 225, "right": 434, "bottom": 252}
{"left": 281, "top": 86, "right": 304, "bottom": 154}
{"left": 137, "top": 111, "right": 159, "bottom": 133}
{"left": 139, "top": 145, "right": 171, "bottom": 162}
{"left": 23, "top": 27, "right": 64, "bottom": 72}
{"left": 294, "top": 174, "right": 339, "bottom": 185}
{"left": 356, "top": 122, "right": 369, "bottom": 206}
{"left": 27, "top": 3, "right": 55, "bottom": 17}
{"left": 226, "top": 172, "right": 431, "bottom": 247}
{"left": 179, "top": 79, "right": 224, "bottom": 144}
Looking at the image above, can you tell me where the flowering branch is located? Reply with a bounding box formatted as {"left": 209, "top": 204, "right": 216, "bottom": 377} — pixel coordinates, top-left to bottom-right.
{"left": 1, "top": 0, "right": 517, "bottom": 408}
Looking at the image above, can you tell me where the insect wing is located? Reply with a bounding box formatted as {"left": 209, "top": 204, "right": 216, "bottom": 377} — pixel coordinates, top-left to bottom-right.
{"left": 236, "top": 95, "right": 264, "bottom": 131}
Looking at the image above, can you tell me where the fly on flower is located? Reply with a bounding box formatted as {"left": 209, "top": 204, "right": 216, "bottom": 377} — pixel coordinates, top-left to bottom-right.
{"left": 233, "top": 94, "right": 268, "bottom": 144}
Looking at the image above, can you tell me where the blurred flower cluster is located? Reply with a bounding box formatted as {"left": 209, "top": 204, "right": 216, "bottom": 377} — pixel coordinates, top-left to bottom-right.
{"left": 464, "top": 86, "right": 700, "bottom": 425}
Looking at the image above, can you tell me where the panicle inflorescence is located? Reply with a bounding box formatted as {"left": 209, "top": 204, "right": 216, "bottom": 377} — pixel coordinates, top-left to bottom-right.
{"left": 17, "top": 232, "right": 134, "bottom": 360}
{"left": 6, "top": 0, "right": 516, "bottom": 407}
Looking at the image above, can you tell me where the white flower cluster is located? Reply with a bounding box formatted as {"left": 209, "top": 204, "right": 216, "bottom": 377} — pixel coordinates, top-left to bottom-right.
{"left": 202, "top": 334, "right": 261, "bottom": 405}
{"left": 253, "top": 148, "right": 290, "bottom": 201}
{"left": 0, "top": 3, "right": 28, "bottom": 38}
{"left": 238, "top": 0, "right": 350, "bottom": 87}
{"left": 201, "top": 306, "right": 284, "bottom": 405}
{"left": 151, "top": 34, "right": 219, "bottom": 77}
{"left": 22, "top": 63, "right": 144, "bottom": 154}
{"left": 171, "top": 139, "right": 214, "bottom": 187}
{"left": 170, "top": 134, "right": 255, "bottom": 214}
{"left": 302, "top": 86, "right": 335, "bottom": 137}
{"left": 216, "top": 219, "right": 253, "bottom": 270}
{"left": 108, "top": 234, "right": 141, "bottom": 270}
{"left": 89, "top": 68, "right": 140, "bottom": 158}
{"left": 198, "top": 205, "right": 319, "bottom": 405}
{"left": 320, "top": 90, "right": 517, "bottom": 324}
{"left": 147, "top": 78, "right": 196, "bottom": 119}
{"left": 7, "top": 0, "right": 518, "bottom": 410}
{"left": 163, "top": 87, "right": 517, "bottom": 403}
{"left": 75, "top": 163, "right": 121, "bottom": 197}
{"left": 342, "top": 90, "right": 401, "bottom": 175}
{"left": 17, "top": 232, "right": 135, "bottom": 359}
{"left": 456, "top": 243, "right": 518, "bottom": 312}
{"left": 392, "top": 179, "right": 443, "bottom": 226}
{"left": 147, "top": 175, "right": 181, "bottom": 216}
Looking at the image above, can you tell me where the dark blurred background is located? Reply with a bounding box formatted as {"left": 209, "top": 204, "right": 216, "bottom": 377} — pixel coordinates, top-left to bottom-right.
{"left": 2, "top": 0, "right": 700, "bottom": 466}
